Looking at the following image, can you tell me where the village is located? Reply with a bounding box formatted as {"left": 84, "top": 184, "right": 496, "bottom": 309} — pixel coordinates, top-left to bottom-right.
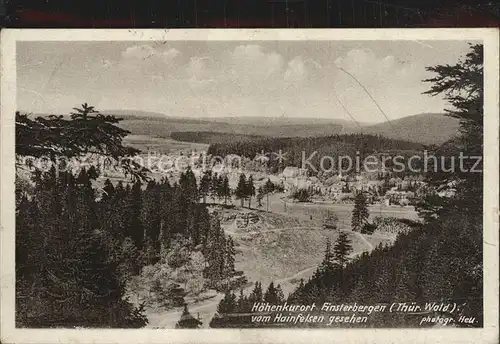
{"left": 99, "top": 146, "right": 426, "bottom": 209}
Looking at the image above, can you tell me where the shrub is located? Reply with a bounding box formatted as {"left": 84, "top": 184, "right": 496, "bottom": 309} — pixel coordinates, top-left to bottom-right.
{"left": 361, "top": 222, "right": 377, "bottom": 234}
{"left": 292, "top": 189, "right": 311, "bottom": 202}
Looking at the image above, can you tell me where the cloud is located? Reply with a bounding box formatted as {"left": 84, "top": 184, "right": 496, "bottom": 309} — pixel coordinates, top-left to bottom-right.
{"left": 284, "top": 56, "right": 306, "bottom": 83}
{"left": 186, "top": 56, "right": 219, "bottom": 89}
{"left": 121, "top": 44, "right": 180, "bottom": 64}
{"left": 228, "top": 44, "right": 284, "bottom": 79}
{"left": 334, "top": 49, "right": 397, "bottom": 76}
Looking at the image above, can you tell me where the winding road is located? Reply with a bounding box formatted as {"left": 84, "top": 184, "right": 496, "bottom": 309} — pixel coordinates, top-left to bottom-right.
{"left": 146, "top": 193, "right": 406, "bottom": 328}
{"left": 146, "top": 226, "right": 385, "bottom": 329}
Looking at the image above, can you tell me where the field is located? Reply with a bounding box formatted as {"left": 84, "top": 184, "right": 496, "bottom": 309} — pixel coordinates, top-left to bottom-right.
{"left": 215, "top": 203, "right": 398, "bottom": 296}
{"left": 123, "top": 134, "right": 208, "bottom": 153}
{"left": 233, "top": 229, "right": 366, "bottom": 294}
{"left": 263, "top": 192, "right": 419, "bottom": 227}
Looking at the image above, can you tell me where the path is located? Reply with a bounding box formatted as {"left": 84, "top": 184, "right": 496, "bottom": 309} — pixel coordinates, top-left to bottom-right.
{"left": 147, "top": 195, "right": 397, "bottom": 329}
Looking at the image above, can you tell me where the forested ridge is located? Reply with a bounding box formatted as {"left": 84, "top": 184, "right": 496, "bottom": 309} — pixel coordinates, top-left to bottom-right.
{"left": 201, "top": 133, "right": 426, "bottom": 175}
{"left": 203, "top": 132, "right": 424, "bottom": 156}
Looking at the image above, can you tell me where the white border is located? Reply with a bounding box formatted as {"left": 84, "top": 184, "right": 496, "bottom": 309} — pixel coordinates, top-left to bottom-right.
{"left": 1, "top": 29, "right": 499, "bottom": 344}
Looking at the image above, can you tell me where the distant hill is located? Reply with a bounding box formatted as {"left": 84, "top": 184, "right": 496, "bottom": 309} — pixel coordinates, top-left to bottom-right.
{"left": 111, "top": 114, "right": 348, "bottom": 139}
{"left": 354, "top": 113, "right": 461, "bottom": 145}
{"left": 23, "top": 110, "right": 460, "bottom": 145}
{"left": 108, "top": 110, "right": 459, "bottom": 145}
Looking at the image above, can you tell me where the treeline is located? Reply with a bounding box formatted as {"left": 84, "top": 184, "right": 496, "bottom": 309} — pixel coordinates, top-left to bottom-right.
{"left": 16, "top": 166, "right": 247, "bottom": 327}
{"left": 16, "top": 166, "right": 246, "bottom": 327}
{"left": 171, "top": 131, "right": 263, "bottom": 144}
{"left": 291, "top": 210, "right": 482, "bottom": 327}
{"left": 206, "top": 133, "right": 425, "bottom": 174}
{"left": 210, "top": 281, "right": 286, "bottom": 328}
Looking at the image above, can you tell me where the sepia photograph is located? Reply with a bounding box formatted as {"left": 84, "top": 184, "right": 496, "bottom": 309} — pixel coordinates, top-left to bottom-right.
{"left": 1, "top": 29, "right": 498, "bottom": 344}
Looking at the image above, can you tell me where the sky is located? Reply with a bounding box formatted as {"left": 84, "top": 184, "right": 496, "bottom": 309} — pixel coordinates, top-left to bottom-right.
{"left": 17, "top": 40, "right": 477, "bottom": 124}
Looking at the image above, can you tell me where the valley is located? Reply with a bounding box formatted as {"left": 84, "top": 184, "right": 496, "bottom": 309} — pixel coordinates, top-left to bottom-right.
{"left": 116, "top": 131, "right": 418, "bottom": 328}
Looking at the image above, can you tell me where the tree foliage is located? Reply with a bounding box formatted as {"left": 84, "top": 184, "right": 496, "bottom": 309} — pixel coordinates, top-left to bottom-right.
{"left": 16, "top": 104, "right": 148, "bottom": 180}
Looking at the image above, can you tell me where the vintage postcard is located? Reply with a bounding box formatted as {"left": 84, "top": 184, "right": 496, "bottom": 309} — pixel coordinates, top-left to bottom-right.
{"left": 1, "top": 29, "right": 499, "bottom": 344}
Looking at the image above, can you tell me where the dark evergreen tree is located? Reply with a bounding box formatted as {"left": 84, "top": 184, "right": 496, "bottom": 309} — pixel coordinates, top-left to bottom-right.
{"left": 217, "top": 291, "right": 237, "bottom": 315}
{"left": 176, "top": 304, "right": 202, "bottom": 329}
{"left": 333, "top": 232, "right": 353, "bottom": 270}
{"left": 248, "top": 282, "right": 263, "bottom": 305}
{"left": 235, "top": 173, "right": 247, "bottom": 207}
{"left": 222, "top": 175, "right": 231, "bottom": 205}
{"left": 256, "top": 186, "right": 264, "bottom": 208}
{"left": 203, "top": 216, "right": 227, "bottom": 290}
{"left": 246, "top": 175, "right": 256, "bottom": 208}
{"left": 351, "top": 192, "right": 369, "bottom": 231}
{"left": 237, "top": 289, "right": 249, "bottom": 313}
{"left": 15, "top": 103, "right": 147, "bottom": 179}
{"left": 223, "top": 236, "right": 236, "bottom": 287}
{"left": 263, "top": 178, "right": 274, "bottom": 211}
{"left": 319, "top": 237, "right": 335, "bottom": 273}
{"left": 263, "top": 282, "right": 279, "bottom": 304}
{"left": 199, "top": 170, "right": 211, "bottom": 204}
{"left": 127, "top": 180, "right": 144, "bottom": 249}
{"left": 275, "top": 284, "right": 285, "bottom": 304}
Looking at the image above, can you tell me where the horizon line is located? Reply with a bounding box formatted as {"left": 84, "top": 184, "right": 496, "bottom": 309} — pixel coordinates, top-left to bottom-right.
{"left": 17, "top": 108, "right": 449, "bottom": 126}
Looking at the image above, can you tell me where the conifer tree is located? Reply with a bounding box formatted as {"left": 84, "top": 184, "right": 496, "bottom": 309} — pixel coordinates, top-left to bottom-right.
{"left": 179, "top": 167, "right": 198, "bottom": 204}
{"left": 127, "top": 180, "right": 144, "bottom": 249}
{"left": 199, "top": 171, "right": 211, "bottom": 204}
{"left": 333, "top": 231, "right": 353, "bottom": 294}
{"left": 203, "top": 217, "right": 227, "bottom": 290}
{"left": 256, "top": 186, "right": 264, "bottom": 208}
{"left": 223, "top": 236, "right": 236, "bottom": 287}
{"left": 211, "top": 173, "right": 222, "bottom": 202}
{"left": 222, "top": 175, "right": 231, "bottom": 205}
{"left": 15, "top": 104, "right": 148, "bottom": 179}
{"left": 237, "top": 289, "right": 248, "bottom": 312}
{"left": 275, "top": 284, "right": 285, "bottom": 304}
{"left": 248, "top": 282, "right": 263, "bottom": 305}
{"left": 333, "top": 232, "right": 353, "bottom": 270}
{"left": 246, "top": 175, "right": 256, "bottom": 208}
{"left": 101, "top": 179, "right": 115, "bottom": 202}
{"left": 421, "top": 43, "right": 483, "bottom": 216}
{"left": 287, "top": 278, "right": 306, "bottom": 304}
{"left": 176, "top": 303, "right": 202, "bottom": 329}
{"left": 351, "top": 192, "right": 369, "bottom": 231}
{"left": 264, "top": 282, "right": 279, "bottom": 304}
{"left": 16, "top": 170, "right": 148, "bottom": 328}
{"left": 319, "top": 237, "right": 335, "bottom": 273}
{"left": 235, "top": 174, "right": 247, "bottom": 207}
{"left": 141, "top": 180, "right": 161, "bottom": 258}
{"left": 217, "top": 291, "right": 237, "bottom": 315}
{"left": 262, "top": 178, "right": 274, "bottom": 211}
